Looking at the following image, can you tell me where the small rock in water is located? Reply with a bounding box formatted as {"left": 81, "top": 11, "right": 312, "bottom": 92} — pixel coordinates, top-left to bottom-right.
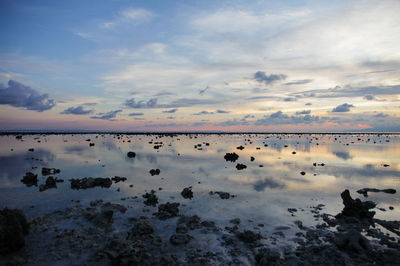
{"left": 357, "top": 188, "right": 396, "bottom": 197}
{"left": 127, "top": 151, "right": 136, "bottom": 158}
{"left": 143, "top": 190, "right": 158, "bottom": 206}
{"left": 181, "top": 187, "right": 193, "bottom": 199}
{"left": 42, "top": 167, "right": 61, "bottom": 176}
{"left": 154, "top": 202, "right": 180, "bottom": 220}
{"left": 21, "top": 172, "right": 38, "bottom": 187}
{"left": 236, "top": 163, "right": 247, "bottom": 170}
{"left": 236, "top": 145, "right": 245, "bottom": 150}
{"left": 70, "top": 177, "right": 112, "bottom": 189}
{"left": 224, "top": 152, "right": 239, "bottom": 162}
{"left": 214, "top": 191, "right": 231, "bottom": 199}
{"left": 250, "top": 156, "right": 255, "bottom": 161}
{"left": 300, "top": 171, "right": 306, "bottom": 175}
{"left": 112, "top": 176, "right": 127, "bottom": 183}
{"left": 149, "top": 169, "right": 160, "bottom": 176}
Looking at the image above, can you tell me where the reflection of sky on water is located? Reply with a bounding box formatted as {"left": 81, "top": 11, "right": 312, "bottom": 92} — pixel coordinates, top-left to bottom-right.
{"left": 0, "top": 134, "right": 399, "bottom": 227}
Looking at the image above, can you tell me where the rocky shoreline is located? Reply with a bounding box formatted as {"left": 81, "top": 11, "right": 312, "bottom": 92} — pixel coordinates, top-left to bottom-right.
{"left": 1, "top": 189, "right": 399, "bottom": 266}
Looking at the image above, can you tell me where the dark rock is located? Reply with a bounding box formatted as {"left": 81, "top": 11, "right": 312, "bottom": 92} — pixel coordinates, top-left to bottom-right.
{"left": 28, "top": 148, "right": 34, "bottom": 152}
{"left": 236, "top": 163, "right": 247, "bottom": 170}
{"left": 41, "top": 167, "right": 60, "bottom": 176}
{"left": 336, "top": 189, "right": 376, "bottom": 220}
{"left": 224, "top": 152, "right": 239, "bottom": 162}
{"left": 236, "top": 230, "right": 262, "bottom": 244}
{"left": 181, "top": 187, "right": 193, "bottom": 199}
{"left": 127, "top": 151, "right": 136, "bottom": 158}
{"left": 112, "top": 176, "right": 127, "bottom": 183}
{"left": 334, "top": 229, "right": 371, "bottom": 253}
{"left": 154, "top": 202, "right": 180, "bottom": 220}
{"left": 143, "top": 190, "right": 158, "bottom": 206}
{"left": 357, "top": 188, "right": 396, "bottom": 197}
{"left": 236, "top": 145, "right": 244, "bottom": 150}
{"left": 21, "top": 172, "right": 38, "bottom": 187}
{"left": 300, "top": 171, "right": 306, "bottom": 175}
{"left": 288, "top": 208, "right": 297, "bottom": 213}
{"left": 70, "top": 177, "right": 112, "bottom": 189}
{"left": 177, "top": 215, "right": 202, "bottom": 230}
{"left": 214, "top": 191, "right": 230, "bottom": 199}
{"left": 89, "top": 143, "right": 95, "bottom": 146}
{"left": 149, "top": 169, "right": 160, "bottom": 176}
{"left": 250, "top": 156, "right": 255, "bottom": 161}
{"left": 230, "top": 218, "right": 241, "bottom": 225}
{"left": 39, "top": 176, "right": 58, "bottom": 192}
{"left": 131, "top": 219, "right": 154, "bottom": 236}
{"left": 170, "top": 233, "right": 191, "bottom": 245}
{"left": 0, "top": 208, "right": 29, "bottom": 255}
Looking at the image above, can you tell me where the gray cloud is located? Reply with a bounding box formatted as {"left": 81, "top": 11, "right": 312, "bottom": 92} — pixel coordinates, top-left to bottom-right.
{"left": 193, "top": 110, "right": 214, "bottom": 115}
{"left": 284, "top": 79, "right": 313, "bottom": 85}
{"left": 166, "top": 116, "right": 175, "bottom": 119}
{"left": 253, "top": 178, "right": 285, "bottom": 191}
{"left": 332, "top": 103, "right": 354, "bottom": 112}
{"left": 153, "top": 91, "right": 173, "bottom": 97}
{"left": 91, "top": 110, "right": 122, "bottom": 120}
{"left": 0, "top": 80, "right": 55, "bottom": 112}
{"left": 216, "top": 109, "right": 230, "bottom": 113}
{"left": 295, "top": 110, "right": 311, "bottom": 115}
{"left": 83, "top": 102, "right": 98, "bottom": 106}
{"left": 214, "top": 119, "right": 250, "bottom": 127}
{"left": 255, "top": 110, "right": 321, "bottom": 126}
{"left": 199, "top": 86, "right": 210, "bottom": 95}
{"left": 125, "top": 98, "right": 157, "bottom": 108}
{"left": 61, "top": 106, "right": 93, "bottom": 115}
{"left": 163, "top": 108, "right": 178, "bottom": 113}
{"left": 363, "top": 95, "right": 375, "bottom": 100}
{"left": 128, "top": 112, "right": 144, "bottom": 116}
{"left": 283, "top": 97, "right": 297, "bottom": 102}
{"left": 305, "top": 103, "right": 312, "bottom": 106}
{"left": 253, "top": 71, "right": 287, "bottom": 85}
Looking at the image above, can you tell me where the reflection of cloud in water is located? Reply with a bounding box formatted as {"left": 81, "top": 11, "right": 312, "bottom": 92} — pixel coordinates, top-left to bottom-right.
{"left": 327, "top": 164, "right": 400, "bottom": 179}
{"left": 253, "top": 177, "right": 285, "bottom": 191}
{"left": 135, "top": 153, "right": 158, "bottom": 164}
{"left": 198, "top": 167, "right": 209, "bottom": 177}
{"left": 64, "top": 145, "right": 90, "bottom": 155}
{"left": 284, "top": 176, "right": 310, "bottom": 183}
{"left": 332, "top": 151, "right": 352, "bottom": 160}
{"left": 0, "top": 149, "right": 55, "bottom": 186}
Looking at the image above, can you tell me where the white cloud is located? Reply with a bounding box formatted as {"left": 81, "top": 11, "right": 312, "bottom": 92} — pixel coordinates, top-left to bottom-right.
{"left": 101, "top": 8, "right": 154, "bottom": 29}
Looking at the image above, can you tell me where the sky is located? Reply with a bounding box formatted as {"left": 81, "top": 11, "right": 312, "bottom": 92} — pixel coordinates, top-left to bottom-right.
{"left": 0, "top": 0, "right": 399, "bottom": 132}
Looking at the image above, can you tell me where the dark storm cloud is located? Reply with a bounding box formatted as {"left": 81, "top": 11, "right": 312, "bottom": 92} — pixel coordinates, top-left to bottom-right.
{"left": 332, "top": 103, "right": 354, "bottom": 112}
{"left": 61, "top": 106, "right": 93, "bottom": 115}
{"left": 255, "top": 111, "right": 321, "bottom": 126}
{"left": 284, "top": 79, "right": 313, "bottom": 85}
{"left": 0, "top": 80, "right": 55, "bottom": 112}
{"left": 293, "top": 85, "right": 400, "bottom": 99}
{"left": 128, "top": 112, "right": 144, "bottom": 116}
{"left": 91, "top": 109, "right": 122, "bottom": 120}
{"left": 253, "top": 71, "right": 287, "bottom": 85}
{"left": 163, "top": 108, "right": 178, "bottom": 113}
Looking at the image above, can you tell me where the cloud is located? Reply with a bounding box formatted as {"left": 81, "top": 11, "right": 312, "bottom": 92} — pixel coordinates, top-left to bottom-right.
{"left": 253, "top": 71, "right": 287, "bottom": 85}
{"left": 154, "top": 91, "right": 173, "bottom": 97}
{"left": 101, "top": 8, "right": 154, "bottom": 29}
{"left": 128, "top": 112, "right": 144, "bottom": 116}
{"left": 284, "top": 79, "right": 313, "bottom": 85}
{"left": 305, "top": 103, "right": 312, "bottom": 106}
{"left": 332, "top": 103, "right": 354, "bottom": 113}
{"left": 216, "top": 109, "right": 230, "bottom": 113}
{"left": 90, "top": 110, "right": 122, "bottom": 120}
{"left": 166, "top": 116, "right": 175, "bottom": 119}
{"left": 193, "top": 110, "right": 214, "bottom": 115}
{"left": 283, "top": 97, "right": 297, "bottom": 102}
{"left": 295, "top": 110, "right": 311, "bottom": 115}
{"left": 332, "top": 151, "right": 352, "bottom": 160}
{"left": 0, "top": 80, "right": 55, "bottom": 112}
{"left": 163, "top": 108, "right": 178, "bottom": 113}
{"left": 82, "top": 102, "right": 98, "bottom": 106}
{"left": 363, "top": 95, "right": 375, "bottom": 100}
{"left": 214, "top": 119, "right": 250, "bottom": 127}
{"left": 61, "top": 106, "right": 93, "bottom": 115}
{"left": 199, "top": 86, "right": 210, "bottom": 95}
{"left": 253, "top": 178, "right": 285, "bottom": 191}
{"left": 125, "top": 98, "right": 158, "bottom": 108}
{"left": 255, "top": 110, "right": 321, "bottom": 126}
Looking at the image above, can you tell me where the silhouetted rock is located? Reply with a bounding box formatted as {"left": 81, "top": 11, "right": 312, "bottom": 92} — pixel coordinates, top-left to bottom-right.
{"left": 236, "top": 163, "right": 247, "bottom": 170}
{"left": 357, "top": 188, "right": 396, "bottom": 197}
{"left": 154, "top": 202, "right": 180, "bottom": 220}
{"left": 300, "top": 171, "right": 306, "bottom": 175}
{"left": 149, "top": 169, "right": 160, "bottom": 176}
{"left": 236, "top": 145, "right": 245, "bottom": 150}
{"left": 21, "top": 172, "right": 38, "bottom": 187}
{"left": 112, "top": 176, "right": 127, "bottom": 183}
{"left": 236, "top": 230, "right": 261, "bottom": 244}
{"left": 213, "top": 191, "right": 231, "bottom": 199}
{"left": 0, "top": 208, "right": 29, "bottom": 255}
{"left": 131, "top": 218, "right": 154, "bottom": 236}
{"left": 39, "top": 176, "right": 59, "bottom": 192}
{"left": 70, "top": 177, "right": 112, "bottom": 189}
{"left": 336, "top": 189, "right": 376, "bottom": 220}
{"left": 127, "top": 151, "right": 136, "bottom": 158}
{"left": 42, "top": 167, "right": 60, "bottom": 176}
{"left": 224, "top": 152, "right": 239, "bottom": 162}
{"left": 143, "top": 190, "right": 158, "bottom": 206}
{"left": 181, "top": 187, "right": 193, "bottom": 199}
{"left": 334, "top": 229, "right": 371, "bottom": 253}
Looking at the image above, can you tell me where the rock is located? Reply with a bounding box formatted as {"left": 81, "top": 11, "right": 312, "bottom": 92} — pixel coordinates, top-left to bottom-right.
{"left": 288, "top": 208, "right": 297, "bottom": 213}
{"left": 28, "top": 148, "right": 34, "bottom": 152}
{"left": 21, "top": 172, "right": 38, "bottom": 187}
{"left": 127, "top": 151, "right": 136, "bottom": 158}
{"left": 336, "top": 189, "right": 376, "bottom": 220}
{"left": 357, "top": 188, "right": 396, "bottom": 197}
{"left": 177, "top": 215, "right": 202, "bottom": 230}
{"left": 334, "top": 229, "right": 371, "bottom": 253}
{"left": 154, "top": 202, "right": 180, "bottom": 220}
{"left": 236, "top": 163, "right": 247, "bottom": 170}
{"left": 70, "top": 177, "right": 112, "bottom": 189}
{"left": 250, "top": 156, "right": 255, "bottom": 161}
{"left": 89, "top": 143, "right": 95, "bottom": 146}
{"left": 300, "top": 171, "right": 306, "bottom": 175}
{"left": 149, "top": 169, "right": 160, "bottom": 176}
{"left": 230, "top": 218, "right": 241, "bottom": 225}
{"left": 236, "top": 145, "right": 245, "bottom": 150}
{"left": 112, "top": 176, "right": 127, "bottom": 183}
{"left": 224, "top": 152, "right": 239, "bottom": 162}
{"left": 181, "top": 187, "right": 193, "bottom": 199}
{"left": 214, "top": 191, "right": 230, "bottom": 199}
{"left": 131, "top": 219, "right": 154, "bottom": 236}
{"left": 143, "top": 190, "right": 158, "bottom": 206}
{"left": 0, "top": 208, "right": 29, "bottom": 255}
{"left": 236, "top": 230, "right": 262, "bottom": 244}
{"left": 42, "top": 167, "right": 61, "bottom": 176}
{"left": 170, "top": 233, "right": 191, "bottom": 245}
{"left": 101, "top": 202, "right": 127, "bottom": 214}
{"left": 39, "top": 176, "right": 58, "bottom": 192}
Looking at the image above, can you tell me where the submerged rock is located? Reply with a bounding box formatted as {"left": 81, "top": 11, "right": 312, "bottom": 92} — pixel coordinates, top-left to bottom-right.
{"left": 154, "top": 202, "right": 180, "bottom": 220}
{"left": 0, "top": 208, "right": 29, "bottom": 255}
{"left": 70, "top": 177, "right": 112, "bottom": 189}
{"left": 224, "top": 152, "right": 239, "bottom": 162}
{"left": 181, "top": 187, "right": 193, "bottom": 199}
{"left": 21, "top": 172, "right": 38, "bottom": 187}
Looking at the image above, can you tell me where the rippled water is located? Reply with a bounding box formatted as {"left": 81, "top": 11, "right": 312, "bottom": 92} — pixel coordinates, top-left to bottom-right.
{"left": 1, "top": 133, "right": 399, "bottom": 232}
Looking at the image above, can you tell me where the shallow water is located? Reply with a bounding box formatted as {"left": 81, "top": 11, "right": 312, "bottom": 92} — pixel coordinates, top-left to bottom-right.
{"left": 1, "top": 133, "right": 399, "bottom": 233}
